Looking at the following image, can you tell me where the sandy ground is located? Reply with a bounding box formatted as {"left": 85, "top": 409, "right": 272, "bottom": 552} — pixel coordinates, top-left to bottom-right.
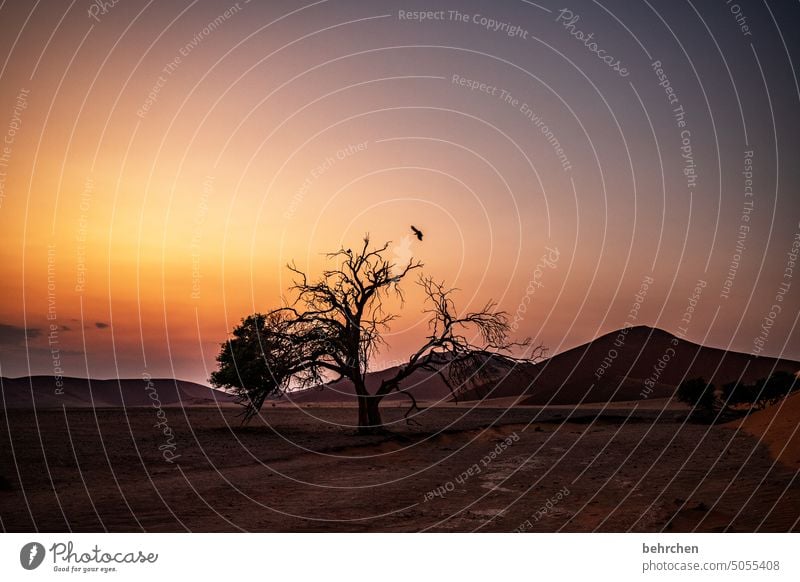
{"left": 1, "top": 403, "right": 798, "bottom": 532}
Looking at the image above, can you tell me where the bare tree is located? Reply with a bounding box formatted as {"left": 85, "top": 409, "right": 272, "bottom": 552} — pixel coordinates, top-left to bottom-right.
{"left": 211, "top": 236, "right": 545, "bottom": 433}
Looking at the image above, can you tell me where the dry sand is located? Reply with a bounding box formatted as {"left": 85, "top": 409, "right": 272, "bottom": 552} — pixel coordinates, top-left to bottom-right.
{"left": 1, "top": 403, "right": 798, "bottom": 532}
{"left": 725, "top": 392, "right": 800, "bottom": 470}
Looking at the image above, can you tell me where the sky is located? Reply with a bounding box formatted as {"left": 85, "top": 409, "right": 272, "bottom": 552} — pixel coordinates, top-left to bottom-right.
{"left": 0, "top": 0, "right": 798, "bottom": 383}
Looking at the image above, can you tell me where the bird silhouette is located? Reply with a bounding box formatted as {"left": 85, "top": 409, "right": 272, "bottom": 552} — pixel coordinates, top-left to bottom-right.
{"left": 410, "top": 225, "right": 423, "bottom": 241}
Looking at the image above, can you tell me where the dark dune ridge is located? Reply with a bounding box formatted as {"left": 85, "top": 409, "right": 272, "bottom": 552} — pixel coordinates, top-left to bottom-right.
{"left": 0, "top": 376, "right": 236, "bottom": 408}
{"left": 290, "top": 326, "right": 800, "bottom": 406}
{"left": 467, "top": 326, "right": 800, "bottom": 405}
{"left": 4, "top": 326, "right": 798, "bottom": 409}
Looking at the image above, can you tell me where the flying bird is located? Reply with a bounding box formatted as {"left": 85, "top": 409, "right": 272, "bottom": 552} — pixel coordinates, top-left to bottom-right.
{"left": 410, "top": 225, "right": 423, "bottom": 241}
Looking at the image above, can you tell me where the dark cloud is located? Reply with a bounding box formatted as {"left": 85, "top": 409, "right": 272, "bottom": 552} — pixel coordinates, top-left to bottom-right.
{"left": 95, "top": 322, "right": 110, "bottom": 329}
{"left": 0, "top": 324, "right": 41, "bottom": 346}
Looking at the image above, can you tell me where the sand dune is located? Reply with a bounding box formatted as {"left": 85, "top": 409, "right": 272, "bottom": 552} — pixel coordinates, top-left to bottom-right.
{"left": 7, "top": 327, "right": 797, "bottom": 411}
{"left": 507, "top": 326, "right": 800, "bottom": 406}
{"left": 726, "top": 392, "right": 800, "bottom": 469}
{"left": 287, "top": 364, "right": 458, "bottom": 405}
{"left": 1, "top": 376, "right": 237, "bottom": 408}
{"left": 286, "top": 351, "right": 536, "bottom": 405}
{"left": 291, "top": 326, "right": 800, "bottom": 406}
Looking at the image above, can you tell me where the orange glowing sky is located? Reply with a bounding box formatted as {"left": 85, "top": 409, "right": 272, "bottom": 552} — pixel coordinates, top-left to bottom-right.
{"left": 0, "top": 0, "right": 798, "bottom": 382}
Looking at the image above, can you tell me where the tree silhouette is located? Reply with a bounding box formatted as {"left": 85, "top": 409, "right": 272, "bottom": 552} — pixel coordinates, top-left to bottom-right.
{"left": 722, "top": 370, "right": 798, "bottom": 411}
{"left": 676, "top": 377, "right": 717, "bottom": 412}
{"left": 210, "top": 236, "right": 545, "bottom": 433}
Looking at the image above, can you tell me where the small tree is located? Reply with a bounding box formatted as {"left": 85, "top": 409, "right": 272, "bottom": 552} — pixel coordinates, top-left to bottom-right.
{"left": 721, "top": 380, "right": 754, "bottom": 409}
{"left": 210, "top": 311, "right": 324, "bottom": 414}
{"left": 210, "top": 236, "right": 544, "bottom": 432}
{"left": 721, "top": 371, "right": 798, "bottom": 411}
{"left": 676, "top": 377, "right": 717, "bottom": 412}
{"left": 755, "top": 371, "right": 798, "bottom": 408}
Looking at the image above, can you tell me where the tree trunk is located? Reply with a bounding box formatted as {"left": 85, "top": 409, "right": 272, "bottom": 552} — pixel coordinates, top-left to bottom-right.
{"left": 366, "top": 396, "right": 382, "bottom": 427}
{"left": 356, "top": 394, "right": 384, "bottom": 434}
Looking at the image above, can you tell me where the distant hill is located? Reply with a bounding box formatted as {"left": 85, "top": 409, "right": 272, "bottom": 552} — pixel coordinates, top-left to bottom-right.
{"left": 285, "top": 346, "right": 545, "bottom": 405}
{"left": 287, "top": 352, "right": 475, "bottom": 405}
{"left": 1, "top": 376, "right": 237, "bottom": 408}
{"left": 290, "top": 326, "right": 800, "bottom": 406}
{"left": 6, "top": 327, "right": 797, "bottom": 410}
{"left": 459, "top": 326, "right": 800, "bottom": 405}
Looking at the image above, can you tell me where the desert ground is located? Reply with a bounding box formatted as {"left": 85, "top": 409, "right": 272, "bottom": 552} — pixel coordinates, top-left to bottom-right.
{"left": 1, "top": 398, "right": 798, "bottom": 532}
